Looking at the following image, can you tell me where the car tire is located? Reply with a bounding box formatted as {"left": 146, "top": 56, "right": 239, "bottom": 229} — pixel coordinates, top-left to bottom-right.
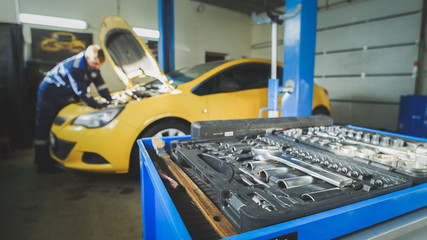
{"left": 128, "top": 143, "right": 141, "bottom": 178}
{"left": 141, "top": 120, "right": 190, "bottom": 138}
{"left": 312, "top": 106, "right": 330, "bottom": 116}
{"left": 128, "top": 120, "right": 190, "bottom": 177}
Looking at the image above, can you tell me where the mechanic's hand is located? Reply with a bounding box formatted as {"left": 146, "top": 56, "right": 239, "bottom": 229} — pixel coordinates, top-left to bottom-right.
{"left": 98, "top": 102, "right": 110, "bottom": 109}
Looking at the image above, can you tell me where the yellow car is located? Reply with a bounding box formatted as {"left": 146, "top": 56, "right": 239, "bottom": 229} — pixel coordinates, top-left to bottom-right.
{"left": 50, "top": 16, "right": 331, "bottom": 174}
{"left": 41, "top": 32, "right": 86, "bottom": 53}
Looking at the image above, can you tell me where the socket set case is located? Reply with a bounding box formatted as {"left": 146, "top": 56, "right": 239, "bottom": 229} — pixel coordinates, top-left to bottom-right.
{"left": 169, "top": 118, "right": 427, "bottom": 233}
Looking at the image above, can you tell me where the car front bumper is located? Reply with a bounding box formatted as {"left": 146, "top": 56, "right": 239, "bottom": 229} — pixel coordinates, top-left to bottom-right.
{"left": 50, "top": 118, "right": 139, "bottom": 174}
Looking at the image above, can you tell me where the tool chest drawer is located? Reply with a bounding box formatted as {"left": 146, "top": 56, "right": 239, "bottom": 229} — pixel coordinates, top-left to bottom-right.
{"left": 138, "top": 117, "right": 427, "bottom": 240}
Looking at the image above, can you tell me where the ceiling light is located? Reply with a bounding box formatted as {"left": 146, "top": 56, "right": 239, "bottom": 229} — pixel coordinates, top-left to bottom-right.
{"left": 19, "top": 13, "right": 88, "bottom": 29}
{"left": 132, "top": 27, "right": 160, "bottom": 39}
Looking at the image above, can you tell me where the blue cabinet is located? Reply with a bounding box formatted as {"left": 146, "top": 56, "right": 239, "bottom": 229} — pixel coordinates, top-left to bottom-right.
{"left": 399, "top": 95, "right": 427, "bottom": 138}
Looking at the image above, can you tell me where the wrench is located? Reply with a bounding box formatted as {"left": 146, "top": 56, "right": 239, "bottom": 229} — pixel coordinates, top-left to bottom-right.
{"left": 252, "top": 147, "right": 353, "bottom": 188}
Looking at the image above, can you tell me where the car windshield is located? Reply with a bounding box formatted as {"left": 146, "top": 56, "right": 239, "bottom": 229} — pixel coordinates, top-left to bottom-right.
{"left": 131, "top": 60, "right": 229, "bottom": 89}
{"left": 166, "top": 60, "right": 229, "bottom": 87}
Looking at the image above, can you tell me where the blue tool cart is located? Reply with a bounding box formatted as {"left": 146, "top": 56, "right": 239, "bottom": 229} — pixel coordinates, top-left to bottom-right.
{"left": 138, "top": 129, "right": 427, "bottom": 240}
{"left": 142, "top": 0, "right": 427, "bottom": 238}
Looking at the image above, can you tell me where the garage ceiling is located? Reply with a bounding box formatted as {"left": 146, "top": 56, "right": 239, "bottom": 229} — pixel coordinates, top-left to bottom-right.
{"left": 191, "top": 0, "right": 285, "bottom": 15}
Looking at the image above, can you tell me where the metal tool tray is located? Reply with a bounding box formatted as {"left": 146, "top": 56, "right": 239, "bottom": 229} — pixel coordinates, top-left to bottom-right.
{"left": 320, "top": 125, "right": 427, "bottom": 183}
{"left": 170, "top": 130, "right": 415, "bottom": 233}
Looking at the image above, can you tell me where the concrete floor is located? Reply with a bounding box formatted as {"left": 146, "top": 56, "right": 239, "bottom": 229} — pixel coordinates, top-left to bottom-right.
{"left": 0, "top": 148, "right": 142, "bottom": 240}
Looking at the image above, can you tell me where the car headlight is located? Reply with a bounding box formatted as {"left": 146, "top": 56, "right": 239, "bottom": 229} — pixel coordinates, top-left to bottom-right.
{"left": 72, "top": 107, "right": 124, "bottom": 128}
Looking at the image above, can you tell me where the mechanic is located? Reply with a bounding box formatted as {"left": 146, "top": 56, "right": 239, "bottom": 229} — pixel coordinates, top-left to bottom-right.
{"left": 34, "top": 44, "right": 113, "bottom": 173}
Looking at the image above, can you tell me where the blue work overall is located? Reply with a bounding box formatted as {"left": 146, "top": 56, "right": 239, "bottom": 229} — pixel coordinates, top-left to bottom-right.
{"left": 34, "top": 51, "right": 112, "bottom": 168}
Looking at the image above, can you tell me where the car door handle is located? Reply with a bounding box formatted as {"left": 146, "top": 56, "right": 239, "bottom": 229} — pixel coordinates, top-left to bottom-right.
{"left": 202, "top": 109, "right": 208, "bottom": 113}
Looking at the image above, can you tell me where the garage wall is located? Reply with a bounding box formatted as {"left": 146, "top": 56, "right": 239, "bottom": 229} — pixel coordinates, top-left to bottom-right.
{"left": 250, "top": 0, "right": 359, "bottom": 60}
{"left": 251, "top": 10, "right": 285, "bottom": 61}
{"left": 251, "top": 0, "right": 423, "bottom": 132}
{"left": 315, "top": 0, "right": 422, "bottom": 131}
{"left": 0, "top": 0, "right": 17, "bottom": 24}
{"left": 174, "top": 1, "right": 252, "bottom": 69}
{"left": 0, "top": 0, "right": 253, "bottom": 92}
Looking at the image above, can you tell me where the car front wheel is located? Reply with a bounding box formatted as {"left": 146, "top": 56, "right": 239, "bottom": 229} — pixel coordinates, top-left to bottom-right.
{"left": 312, "top": 106, "right": 330, "bottom": 116}
{"left": 128, "top": 120, "right": 190, "bottom": 176}
{"left": 141, "top": 120, "right": 190, "bottom": 138}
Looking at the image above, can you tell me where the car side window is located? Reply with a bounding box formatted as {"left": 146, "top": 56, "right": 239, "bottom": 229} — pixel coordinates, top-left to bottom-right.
{"left": 193, "top": 63, "right": 283, "bottom": 96}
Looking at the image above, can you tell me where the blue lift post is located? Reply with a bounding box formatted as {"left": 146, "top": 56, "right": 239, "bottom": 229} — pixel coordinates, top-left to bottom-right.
{"left": 254, "top": 2, "right": 301, "bottom": 118}
{"left": 253, "top": 9, "right": 282, "bottom": 118}
{"left": 281, "top": 0, "right": 317, "bottom": 117}
{"left": 158, "top": 0, "right": 175, "bottom": 73}
{"left": 258, "top": 0, "right": 317, "bottom": 118}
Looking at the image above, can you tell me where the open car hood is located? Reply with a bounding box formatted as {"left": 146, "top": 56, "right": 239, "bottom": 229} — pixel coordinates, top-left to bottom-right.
{"left": 99, "top": 15, "right": 173, "bottom": 91}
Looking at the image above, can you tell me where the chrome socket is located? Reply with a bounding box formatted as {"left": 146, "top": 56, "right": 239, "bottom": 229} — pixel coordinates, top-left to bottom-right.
{"left": 277, "top": 176, "right": 314, "bottom": 189}
{"left": 259, "top": 167, "right": 290, "bottom": 182}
